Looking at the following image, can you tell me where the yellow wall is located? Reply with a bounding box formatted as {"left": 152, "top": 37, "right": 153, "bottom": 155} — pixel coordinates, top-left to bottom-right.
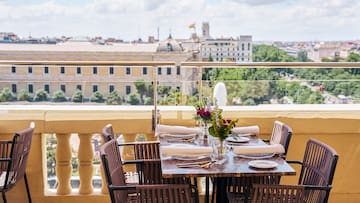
{"left": 0, "top": 105, "right": 359, "bottom": 203}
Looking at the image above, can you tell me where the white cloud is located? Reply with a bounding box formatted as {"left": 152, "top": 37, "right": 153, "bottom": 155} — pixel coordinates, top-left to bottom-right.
{"left": 230, "top": 0, "right": 288, "bottom": 6}
{"left": 0, "top": 0, "right": 359, "bottom": 41}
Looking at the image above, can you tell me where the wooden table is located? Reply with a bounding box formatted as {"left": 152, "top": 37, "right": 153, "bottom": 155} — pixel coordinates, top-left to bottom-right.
{"left": 159, "top": 136, "right": 296, "bottom": 203}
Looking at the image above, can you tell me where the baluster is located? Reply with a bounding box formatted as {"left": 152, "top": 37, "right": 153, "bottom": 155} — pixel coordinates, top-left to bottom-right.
{"left": 78, "top": 133, "right": 94, "bottom": 194}
{"left": 100, "top": 137, "right": 108, "bottom": 194}
{"left": 55, "top": 133, "right": 72, "bottom": 195}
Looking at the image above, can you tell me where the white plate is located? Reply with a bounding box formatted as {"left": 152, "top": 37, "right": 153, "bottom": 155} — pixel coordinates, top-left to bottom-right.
{"left": 248, "top": 160, "right": 278, "bottom": 169}
{"left": 235, "top": 153, "right": 275, "bottom": 159}
{"left": 226, "top": 136, "right": 250, "bottom": 143}
{"left": 172, "top": 155, "right": 210, "bottom": 161}
{"left": 232, "top": 133, "right": 253, "bottom": 137}
{"left": 160, "top": 133, "right": 196, "bottom": 139}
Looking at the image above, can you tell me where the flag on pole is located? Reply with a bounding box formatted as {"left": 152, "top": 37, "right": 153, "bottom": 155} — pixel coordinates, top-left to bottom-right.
{"left": 188, "top": 23, "right": 195, "bottom": 29}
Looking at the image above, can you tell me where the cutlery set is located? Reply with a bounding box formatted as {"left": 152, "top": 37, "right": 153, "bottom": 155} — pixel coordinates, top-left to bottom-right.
{"left": 176, "top": 160, "right": 216, "bottom": 168}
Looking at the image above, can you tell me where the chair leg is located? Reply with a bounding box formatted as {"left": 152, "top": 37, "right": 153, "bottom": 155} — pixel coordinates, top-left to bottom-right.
{"left": 2, "top": 190, "right": 7, "bottom": 203}
{"left": 24, "top": 173, "right": 32, "bottom": 203}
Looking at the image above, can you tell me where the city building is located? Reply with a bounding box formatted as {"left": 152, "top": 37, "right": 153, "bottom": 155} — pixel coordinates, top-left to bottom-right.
{"left": 0, "top": 37, "right": 198, "bottom": 101}
{"left": 200, "top": 35, "right": 253, "bottom": 62}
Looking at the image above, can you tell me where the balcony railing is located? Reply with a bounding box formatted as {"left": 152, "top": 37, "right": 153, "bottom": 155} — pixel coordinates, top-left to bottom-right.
{"left": 0, "top": 60, "right": 359, "bottom": 203}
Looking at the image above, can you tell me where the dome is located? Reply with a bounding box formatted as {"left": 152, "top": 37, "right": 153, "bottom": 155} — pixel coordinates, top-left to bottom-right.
{"left": 156, "top": 34, "right": 183, "bottom": 52}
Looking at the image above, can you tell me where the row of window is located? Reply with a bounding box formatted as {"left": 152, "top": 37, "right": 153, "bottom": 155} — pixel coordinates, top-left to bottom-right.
{"left": 11, "top": 66, "right": 181, "bottom": 75}
{"left": 202, "top": 43, "right": 251, "bottom": 51}
{"left": 10, "top": 84, "right": 133, "bottom": 95}
{"left": 202, "top": 52, "right": 250, "bottom": 57}
{"left": 204, "top": 57, "right": 251, "bottom": 62}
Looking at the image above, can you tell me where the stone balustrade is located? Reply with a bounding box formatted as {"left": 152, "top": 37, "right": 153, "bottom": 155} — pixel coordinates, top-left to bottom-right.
{"left": 0, "top": 104, "right": 359, "bottom": 203}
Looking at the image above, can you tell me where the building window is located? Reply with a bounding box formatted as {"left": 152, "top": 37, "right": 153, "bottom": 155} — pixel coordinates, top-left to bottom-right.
{"left": 93, "top": 67, "right": 98, "bottom": 74}
{"left": 109, "top": 85, "right": 115, "bottom": 93}
{"left": 44, "top": 66, "right": 49, "bottom": 74}
{"left": 44, "top": 84, "right": 50, "bottom": 93}
{"left": 143, "top": 67, "right": 147, "bottom": 75}
{"left": 77, "top": 67, "right": 81, "bottom": 74}
{"left": 109, "top": 66, "right": 114, "bottom": 75}
{"left": 157, "top": 67, "right": 162, "bottom": 75}
{"left": 248, "top": 43, "right": 251, "bottom": 51}
{"left": 11, "top": 66, "right": 16, "bottom": 73}
{"left": 167, "top": 67, "right": 171, "bottom": 75}
{"left": 60, "top": 66, "right": 65, "bottom": 74}
{"left": 28, "top": 66, "right": 32, "bottom": 73}
{"left": 176, "top": 66, "right": 181, "bottom": 75}
{"left": 93, "top": 85, "right": 98, "bottom": 92}
{"left": 11, "top": 84, "right": 17, "bottom": 93}
{"left": 76, "top": 85, "right": 82, "bottom": 91}
{"left": 28, "top": 84, "right": 33, "bottom": 93}
{"left": 126, "top": 85, "right": 131, "bottom": 95}
{"left": 126, "top": 67, "right": 131, "bottom": 75}
{"left": 60, "top": 85, "right": 66, "bottom": 93}
{"left": 241, "top": 43, "right": 245, "bottom": 51}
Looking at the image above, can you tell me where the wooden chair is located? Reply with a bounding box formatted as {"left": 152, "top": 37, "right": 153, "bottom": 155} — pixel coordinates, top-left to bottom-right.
{"left": 251, "top": 184, "right": 306, "bottom": 203}
{"left": 101, "top": 124, "right": 160, "bottom": 159}
{"left": 0, "top": 122, "right": 35, "bottom": 203}
{"left": 100, "top": 139, "right": 192, "bottom": 203}
{"left": 101, "top": 124, "right": 199, "bottom": 202}
{"left": 224, "top": 120, "right": 293, "bottom": 203}
{"left": 101, "top": 124, "right": 160, "bottom": 183}
{"left": 241, "top": 138, "right": 338, "bottom": 203}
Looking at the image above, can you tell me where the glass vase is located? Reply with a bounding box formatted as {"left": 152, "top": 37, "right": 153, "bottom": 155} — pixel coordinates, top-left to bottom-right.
{"left": 211, "top": 137, "right": 227, "bottom": 164}
{"left": 198, "top": 120, "right": 209, "bottom": 145}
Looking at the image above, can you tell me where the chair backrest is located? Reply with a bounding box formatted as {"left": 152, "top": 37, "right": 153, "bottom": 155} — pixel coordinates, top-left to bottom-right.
{"left": 270, "top": 120, "right": 293, "bottom": 156}
{"left": 102, "top": 124, "right": 115, "bottom": 142}
{"left": 2, "top": 122, "right": 35, "bottom": 191}
{"left": 252, "top": 184, "right": 306, "bottom": 203}
{"left": 299, "top": 138, "right": 338, "bottom": 203}
{"left": 136, "top": 184, "right": 192, "bottom": 203}
{"left": 134, "top": 142, "right": 160, "bottom": 160}
{"left": 100, "top": 139, "right": 128, "bottom": 203}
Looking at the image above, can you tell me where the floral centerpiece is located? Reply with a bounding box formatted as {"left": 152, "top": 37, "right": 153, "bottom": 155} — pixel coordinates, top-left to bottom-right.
{"left": 208, "top": 104, "right": 238, "bottom": 156}
{"left": 194, "top": 98, "right": 212, "bottom": 124}
{"left": 194, "top": 98, "right": 213, "bottom": 141}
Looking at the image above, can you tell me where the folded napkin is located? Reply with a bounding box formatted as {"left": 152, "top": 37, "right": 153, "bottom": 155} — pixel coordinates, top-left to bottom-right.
{"left": 156, "top": 124, "right": 200, "bottom": 136}
{"left": 232, "top": 144, "right": 285, "bottom": 155}
{"left": 231, "top": 125, "right": 260, "bottom": 135}
{"left": 161, "top": 144, "right": 212, "bottom": 157}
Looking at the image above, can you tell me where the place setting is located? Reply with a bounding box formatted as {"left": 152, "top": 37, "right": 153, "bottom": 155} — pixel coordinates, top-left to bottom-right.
{"left": 248, "top": 160, "right": 279, "bottom": 169}
{"left": 225, "top": 134, "right": 251, "bottom": 145}
{"left": 160, "top": 143, "right": 213, "bottom": 161}
{"left": 159, "top": 133, "right": 198, "bottom": 144}
{"left": 230, "top": 143, "right": 285, "bottom": 159}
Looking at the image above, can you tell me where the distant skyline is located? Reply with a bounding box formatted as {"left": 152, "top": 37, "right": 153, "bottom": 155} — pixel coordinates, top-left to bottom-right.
{"left": 0, "top": 0, "right": 359, "bottom": 42}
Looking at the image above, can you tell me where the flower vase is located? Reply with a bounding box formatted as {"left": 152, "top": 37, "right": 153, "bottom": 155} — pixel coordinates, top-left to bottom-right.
{"left": 211, "top": 137, "right": 227, "bottom": 164}
{"left": 203, "top": 122, "right": 209, "bottom": 140}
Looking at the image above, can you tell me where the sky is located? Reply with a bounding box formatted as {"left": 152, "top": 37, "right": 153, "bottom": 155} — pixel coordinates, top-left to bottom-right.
{"left": 0, "top": 0, "right": 359, "bottom": 42}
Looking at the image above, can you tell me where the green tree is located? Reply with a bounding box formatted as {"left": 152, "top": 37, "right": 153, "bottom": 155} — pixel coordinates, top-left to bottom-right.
{"left": 34, "top": 89, "right": 50, "bottom": 102}
{"left": 17, "top": 89, "right": 32, "bottom": 101}
{"left": 0, "top": 87, "right": 15, "bottom": 102}
{"left": 72, "top": 89, "right": 83, "bottom": 103}
{"left": 128, "top": 92, "right": 140, "bottom": 105}
{"left": 297, "top": 50, "right": 311, "bottom": 62}
{"left": 144, "top": 97, "right": 153, "bottom": 105}
{"left": 106, "top": 90, "right": 122, "bottom": 105}
{"left": 90, "top": 91, "right": 105, "bottom": 103}
{"left": 134, "top": 80, "right": 147, "bottom": 104}
{"left": 345, "top": 52, "right": 360, "bottom": 62}
{"left": 253, "top": 45, "right": 296, "bottom": 62}
{"left": 52, "top": 90, "right": 67, "bottom": 102}
{"left": 158, "top": 86, "right": 172, "bottom": 96}
{"left": 208, "top": 54, "right": 214, "bottom": 62}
